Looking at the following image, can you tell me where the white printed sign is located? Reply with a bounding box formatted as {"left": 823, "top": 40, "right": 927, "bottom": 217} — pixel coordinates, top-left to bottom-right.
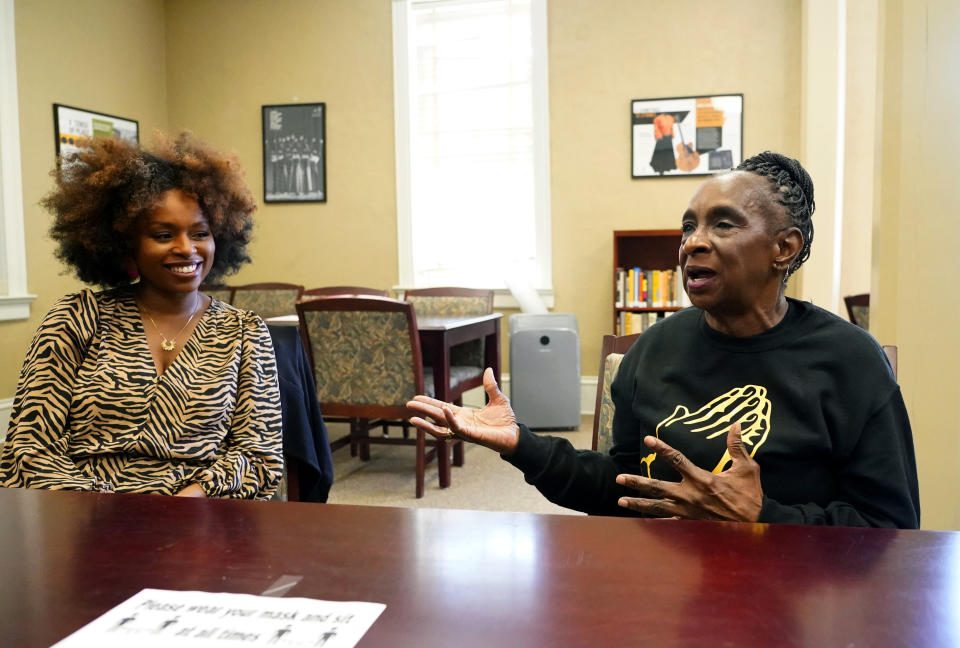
{"left": 51, "top": 589, "right": 386, "bottom": 648}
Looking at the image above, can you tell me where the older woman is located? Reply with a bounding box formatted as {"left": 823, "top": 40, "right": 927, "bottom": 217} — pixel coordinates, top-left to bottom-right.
{"left": 406, "top": 152, "right": 920, "bottom": 528}
{"left": 0, "top": 134, "right": 283, "bottom": 499}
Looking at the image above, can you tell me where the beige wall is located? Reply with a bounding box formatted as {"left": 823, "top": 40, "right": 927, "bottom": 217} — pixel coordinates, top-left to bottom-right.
{"left": 840, "top": 0, "right": 879, "bottom": 303}
{"left": 164, "top": 0, "right": 398, "bottom": 292}
{"left": 159, "top": 0, "right": 801, "bottom": 382}
{"left": 0, "top": 0, "right": 168, "bottom": 396}
{"left": 548, "top": 0, "right": 800, "bottom": 375}
{"left": 3, "top": 0, "right": 802, "bottom": 414}
{"left": 873, "top": 0, "right": 960, "bottom": 530}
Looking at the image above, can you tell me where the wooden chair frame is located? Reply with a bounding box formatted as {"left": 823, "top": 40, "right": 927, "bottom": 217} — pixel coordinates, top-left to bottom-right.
{"left": 302, "top": 286, "right": 389, "bottom": 299}
{"left": 296, "top": 295, "right": 462, "bottom": 498}
{"left": 882, "top": 345, "right": 897, "bottom": 379}
{"left": 844, "top": 293, "right": 870, "bottom": 328}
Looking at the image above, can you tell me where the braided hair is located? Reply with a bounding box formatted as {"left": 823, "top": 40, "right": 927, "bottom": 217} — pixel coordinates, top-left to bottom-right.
{"left": 736, "top": 151, "right": 815, "bottom": 277}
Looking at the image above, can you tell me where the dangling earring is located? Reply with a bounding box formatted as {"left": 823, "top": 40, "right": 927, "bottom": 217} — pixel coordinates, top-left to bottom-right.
{"left": 126, "top": 264, "right": 140, "bottom": 285}
{"left": 773, "top": 261, "right": 791, "bottom": 285}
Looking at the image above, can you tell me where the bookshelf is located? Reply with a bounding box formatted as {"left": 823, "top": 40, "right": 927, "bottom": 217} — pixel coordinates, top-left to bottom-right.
{"left": 613, "top": 229, "right": 686, "bottom": 334}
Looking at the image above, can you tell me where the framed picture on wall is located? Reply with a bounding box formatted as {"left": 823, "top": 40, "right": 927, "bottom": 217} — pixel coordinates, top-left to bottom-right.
{"left": 53, "top": 103, "right": 139, "bottom": 159}
{"left": 631, "top": 94, "right": 743, "bottom": 178}
{"left": 262, "top": 103, "right": 326, "bottom": 203}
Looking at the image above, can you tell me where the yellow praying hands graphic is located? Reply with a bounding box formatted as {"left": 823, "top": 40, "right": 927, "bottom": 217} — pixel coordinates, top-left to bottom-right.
{"left": 641, "top": 385, "right": 771, "bottom": 477}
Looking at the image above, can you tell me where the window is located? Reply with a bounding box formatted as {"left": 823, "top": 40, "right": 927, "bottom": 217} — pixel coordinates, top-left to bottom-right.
{"left": 393, "top": 0, "right": 552, "bottom": 302}
{"left": 0, "top": 0, "right": 33, "bottom": 320}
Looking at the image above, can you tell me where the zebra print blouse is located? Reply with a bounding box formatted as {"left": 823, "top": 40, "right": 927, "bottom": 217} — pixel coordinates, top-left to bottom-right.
{"left": 0, "top": 288, "right": 283, "bottom": 499}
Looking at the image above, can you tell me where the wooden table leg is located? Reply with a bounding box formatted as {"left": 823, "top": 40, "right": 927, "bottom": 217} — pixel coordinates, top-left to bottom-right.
{"left": 435, "top": 334, "right": 452, "bottom": 488}
{"left": 416, "top": 429, "right": 426, "bottom": 498}
{"left": 484, "top": 322, "right": 502, "bottom": 403}
{"left": 438, "top": 439, "right": 451, "bottom": 488}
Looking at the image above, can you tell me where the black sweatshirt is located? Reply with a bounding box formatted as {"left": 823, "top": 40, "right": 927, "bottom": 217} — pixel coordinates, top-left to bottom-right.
{"left": 505, "top": 299, "right": 920, "bottom": 528}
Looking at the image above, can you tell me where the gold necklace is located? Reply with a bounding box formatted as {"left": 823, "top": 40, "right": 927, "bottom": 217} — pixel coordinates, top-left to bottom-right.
{"left": 140, "top": 293, "right": 203, "bottom": 352}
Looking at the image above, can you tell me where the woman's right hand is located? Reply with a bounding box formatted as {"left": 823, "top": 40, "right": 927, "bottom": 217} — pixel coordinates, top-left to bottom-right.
{"left": 406, "top": 368, "right": 520, "bottom": 455}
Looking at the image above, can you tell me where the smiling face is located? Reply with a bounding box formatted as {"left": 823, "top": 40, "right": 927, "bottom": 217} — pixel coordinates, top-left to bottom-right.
{"left": 132, "top": 189, "right": 215, "bottom": 295}
{"left": 679, "top": 172, "right": 793, "bottom": 319}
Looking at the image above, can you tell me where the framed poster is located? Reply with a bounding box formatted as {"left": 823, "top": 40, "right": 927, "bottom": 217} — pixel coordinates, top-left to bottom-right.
{"left": 53, "top": 103, "right": 139, "bottom": 158}
{"left": 631, "top": 94, "right": 743, "bottom": 178}
{"left": 262, "top": 103, "right": 326, "bottom": 203}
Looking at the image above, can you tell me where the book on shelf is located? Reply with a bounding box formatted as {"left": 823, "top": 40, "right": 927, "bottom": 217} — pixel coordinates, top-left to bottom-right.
{"left": 677, "top": 269, "right": 692, "bottom": 307}
{"left": 614, "top": 265, "right": 693, "bottom": 310}
{"left": 617, "top": 309, "right": 675, "bottom": 336}
{"left": 612, "top": 229, "right": 685, "bottom": 334}
{"left": 615, "top": 265, "right": 695, "bottom": 311}
{"left": 613, "top": 268, "right": 626, "bottom": 308}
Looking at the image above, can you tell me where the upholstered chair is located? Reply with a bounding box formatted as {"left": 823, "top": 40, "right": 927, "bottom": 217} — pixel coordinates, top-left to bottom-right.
{"left": 296, "top": 295, "right": 463, "bottom": 497}
{"left": 592, "top": 333, "right": 642, "bottom": 453}
{"left": 232, "top": 282, "right": 305, "bottom": 319}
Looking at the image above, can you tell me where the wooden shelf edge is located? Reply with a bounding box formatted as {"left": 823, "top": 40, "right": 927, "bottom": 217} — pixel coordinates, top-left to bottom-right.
{"left": 615, "top": 306, "right": 683, "bottom": 312}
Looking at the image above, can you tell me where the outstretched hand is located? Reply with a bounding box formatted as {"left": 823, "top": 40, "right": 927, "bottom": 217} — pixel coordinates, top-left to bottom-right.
{"left": 406, "top": 368, "right": 520, "bottom": 455}
{"left": 615, "top": 422, "right": 763, "bottom": 522}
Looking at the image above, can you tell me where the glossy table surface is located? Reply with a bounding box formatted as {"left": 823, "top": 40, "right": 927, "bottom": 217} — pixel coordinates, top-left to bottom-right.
{"left": 2, "top": 488, "right": 957, "bottom": 647}
{"left": 415, "top": 312, "right": 502, "bottom": 330}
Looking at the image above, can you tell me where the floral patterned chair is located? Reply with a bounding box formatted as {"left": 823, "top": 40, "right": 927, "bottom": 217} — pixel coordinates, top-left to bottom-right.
{"left": 405, "top": 287, "right": 494, "bottom": 406}
{"left": 231, "top": 282, "right": 304, "bottom": 319}
{"left": 843, "top": 293, "right": 870, "bottom": 330}
{"left": 200, "top": 284, "right": 234, "bottom": 305}
{"left": 299, "top": 287, "right": 392, "bottom": 435}
{"left": 592, "top": 333, "right": 642, "bottom": 454}
{"left": 296, "top": 295, "right": 463, "bottom": 498}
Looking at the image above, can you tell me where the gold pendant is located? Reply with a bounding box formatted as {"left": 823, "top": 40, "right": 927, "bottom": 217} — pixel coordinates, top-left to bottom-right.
{"left": 160, "top": 338, "right": 176, "bottom": 352}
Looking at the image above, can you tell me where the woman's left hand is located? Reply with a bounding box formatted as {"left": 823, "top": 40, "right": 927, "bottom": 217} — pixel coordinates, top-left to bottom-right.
{"left": 615, "top": 422, "right": 763, "bottom": 522}
{"left": 175, "top": 484, "right": 207, "bottom": 498}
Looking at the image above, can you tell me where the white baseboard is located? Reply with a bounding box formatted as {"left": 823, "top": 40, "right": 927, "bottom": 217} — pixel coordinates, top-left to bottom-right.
{"left": 461, "top": 374, "right": 598, "bottom": 415}
{"left": 0, "top": 397, "right": 12, "bottom": 442}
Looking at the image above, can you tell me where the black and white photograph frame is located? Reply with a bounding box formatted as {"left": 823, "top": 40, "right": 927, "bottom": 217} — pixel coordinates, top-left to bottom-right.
{"left": 262, "top": 103, "right": 326, "bottom": 203}
{"left": 53, "top": 103, "right": 139, "bottom": 159}
{"left": 631, "top": 94, "right": 743, "bottom": 178}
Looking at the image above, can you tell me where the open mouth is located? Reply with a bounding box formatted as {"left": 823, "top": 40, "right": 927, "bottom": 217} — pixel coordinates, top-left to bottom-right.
{"left": 168, "top": 263, "right": 200, "bottom": 276}
{"left": 685, "top": 267, "right": 716, "bottom": 290}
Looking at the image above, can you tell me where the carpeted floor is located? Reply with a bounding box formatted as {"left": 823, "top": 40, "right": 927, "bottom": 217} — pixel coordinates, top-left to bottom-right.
{"left": 325, "top": 416, "right": 593, "bottom": 516}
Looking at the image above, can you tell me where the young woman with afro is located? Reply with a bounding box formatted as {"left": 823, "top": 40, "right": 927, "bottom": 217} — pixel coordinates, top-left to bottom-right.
{"left": 0, "top": 133, "right": 283, "bottom": 499}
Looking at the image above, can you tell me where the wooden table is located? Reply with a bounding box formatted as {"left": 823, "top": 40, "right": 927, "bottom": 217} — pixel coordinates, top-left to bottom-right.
{"left": 416, "top": 313, "right": 502, "bottom": 402}
{"left": 266, "top": 312, "right": 503, "bottom": 401}
{"left": 2, "top": 488, "right": 957, "bottom": 648}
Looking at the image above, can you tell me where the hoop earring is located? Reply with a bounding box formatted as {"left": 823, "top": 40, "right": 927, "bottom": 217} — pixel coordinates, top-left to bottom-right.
{"left": 126, "top": 266, "right": 140, "bottom": 285}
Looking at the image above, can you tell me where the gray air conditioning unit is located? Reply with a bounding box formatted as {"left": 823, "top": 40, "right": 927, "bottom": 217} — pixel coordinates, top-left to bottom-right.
{"left": 509, "top": 313, "right": 580, "bottom": 430}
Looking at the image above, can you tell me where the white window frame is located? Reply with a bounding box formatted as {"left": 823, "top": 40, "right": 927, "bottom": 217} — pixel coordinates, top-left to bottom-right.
{"left": 0, "top": 0, "right": 33, "bottom": 320}
{"left": 391, "top": 0, "right": 553, "bottom": 309}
